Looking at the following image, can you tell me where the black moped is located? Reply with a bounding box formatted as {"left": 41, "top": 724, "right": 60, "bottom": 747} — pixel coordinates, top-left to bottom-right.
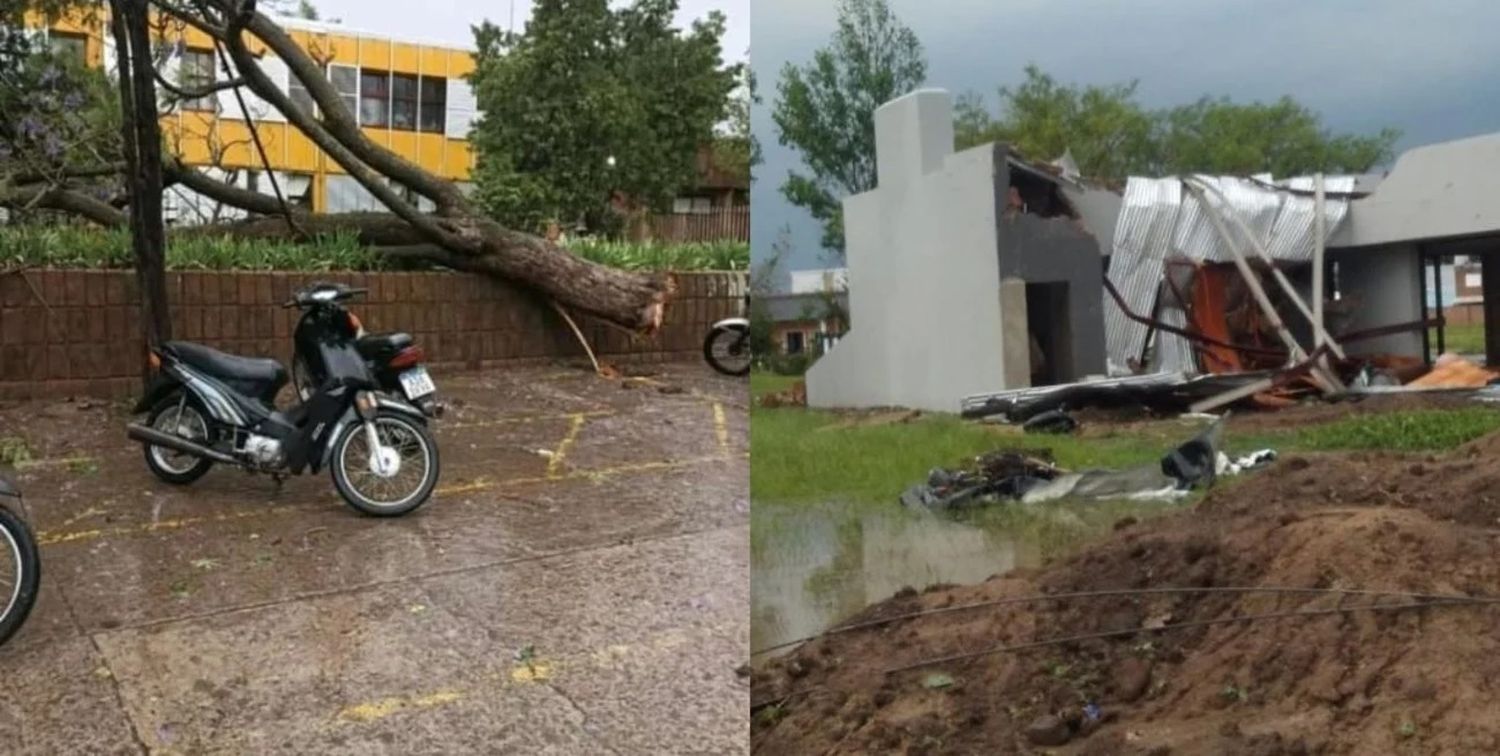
{"left": 126, "top": 285, "right": 440, "bottom": 517}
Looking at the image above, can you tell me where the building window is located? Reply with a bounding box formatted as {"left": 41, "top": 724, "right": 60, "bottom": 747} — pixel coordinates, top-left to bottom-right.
{"left": 785, "top": 331, "right": 805, "bottom": 355}
{"left": 390, "top": 73, "right": 418, "bottom": 130}
{"left": 672, "top": 196, "right": 713, "bottom": 214}
{"left": 289, "top": 72, "right": 316, "bottom": 116}
{"left": 329, "top": 64, "right": 358, "bottom": 119}
{"left": 359, "top": 69, "right": 390, "bottom": 127}
{"left": 419, "top": 75, "right": 446, "bottom": 133}
{"left": 179, "top": 48, "right": 217, "bottom": 112}
{"left": 48, "top": 31, "right": 87, "bottom": 64}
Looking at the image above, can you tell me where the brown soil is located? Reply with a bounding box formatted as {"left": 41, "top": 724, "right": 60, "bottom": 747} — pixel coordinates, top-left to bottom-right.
{"left": 751, "top": 431, "right": 1500, "bottom": 755}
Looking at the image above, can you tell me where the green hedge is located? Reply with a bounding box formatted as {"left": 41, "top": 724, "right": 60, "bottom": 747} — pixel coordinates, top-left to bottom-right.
{"left": 0, "top": 226, "right": 748, "bottom": 272}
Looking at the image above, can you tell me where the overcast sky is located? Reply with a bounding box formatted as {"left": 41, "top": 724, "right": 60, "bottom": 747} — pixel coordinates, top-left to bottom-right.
{"left": 301, "top": 0, "right": 748, "bottom": 59}
{"left": 752, "top": 0, "right": 1500, "bottom": 280}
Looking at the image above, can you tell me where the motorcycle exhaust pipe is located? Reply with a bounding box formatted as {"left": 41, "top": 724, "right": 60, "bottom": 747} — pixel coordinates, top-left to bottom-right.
{"left": 126, "top": 424, "right": 238, "bottom": 465}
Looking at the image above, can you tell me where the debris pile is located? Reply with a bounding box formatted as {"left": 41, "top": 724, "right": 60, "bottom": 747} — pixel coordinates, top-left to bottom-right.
{"left": 752, "top": 432, "right": 1500, "bottom": 754}
{"left": 902, "top": 418, "right": 1275, "bottom": 509}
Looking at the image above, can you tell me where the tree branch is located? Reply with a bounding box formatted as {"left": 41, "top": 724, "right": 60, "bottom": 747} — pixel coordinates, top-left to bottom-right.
{"left": 151, "top": 66, "right": 247, "bottom": 100}
{"left": 0, "top": 184, "right": 128, "bottom": 227}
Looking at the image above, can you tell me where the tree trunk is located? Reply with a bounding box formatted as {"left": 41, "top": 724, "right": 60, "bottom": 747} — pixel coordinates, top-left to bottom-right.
{"left": 110, "top": 0, "right": 172, "bottom": 385}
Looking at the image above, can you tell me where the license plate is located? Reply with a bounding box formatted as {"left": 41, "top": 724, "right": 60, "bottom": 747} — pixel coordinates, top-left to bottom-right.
{"left": 399, "top": 367, "right": 436, "bottom": 399}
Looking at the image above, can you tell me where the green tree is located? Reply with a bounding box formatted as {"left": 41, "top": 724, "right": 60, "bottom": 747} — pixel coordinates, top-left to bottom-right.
{"left": 713, "top": 61, "right": 758, "bottom": 185}
{"left": 772, "top": 0, "right": 926, "bottom": 259}
{"left": 955, "top": 65, "right": 1157, "bottom": 179}
{"left": 468, "top": 0, "right": 738, "bottom": 235}
{"left": 956, "top": 65, "right": 1399, "bottom": 181}
{"left": 1154, "top": 96, "right": 1399, "bottom": 177}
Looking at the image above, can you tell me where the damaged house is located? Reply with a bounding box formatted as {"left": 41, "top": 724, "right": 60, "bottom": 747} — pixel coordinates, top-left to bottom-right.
{"left": 809, "top": 88, "right": 1500, "bottom": 415}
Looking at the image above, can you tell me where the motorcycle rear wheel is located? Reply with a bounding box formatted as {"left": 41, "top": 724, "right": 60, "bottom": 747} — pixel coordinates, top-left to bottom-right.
{"left": 704, "top": 324, "right": 752, "bottom": 376}
{"left": 143, "top": 393, "right": 215, "bottom": 484}
{"left": 0, "top": 505, "right": 40, "bottom": 647}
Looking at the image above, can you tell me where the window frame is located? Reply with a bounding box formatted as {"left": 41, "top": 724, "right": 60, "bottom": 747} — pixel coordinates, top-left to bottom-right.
{"left": 390, "top": 72, "right": 419, "bottom": 131}
{"left": 329, "top": 63, "right": 359, "bottom": 120}
{"left": 359, "top": 68, "right": 391, "bottom": 127}
{"left": 418, "top": 75, "right": 447, "bottom": 134}
{"left": 179, "top": 47, "right": 217, "bottom": 112}
{"left": 48, "top": 31, "right": 87, "bottom": 65}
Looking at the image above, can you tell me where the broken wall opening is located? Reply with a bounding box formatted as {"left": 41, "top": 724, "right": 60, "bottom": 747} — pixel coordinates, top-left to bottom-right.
{"left": 1025, "top": 281, "right": 1074, "bottom": 385}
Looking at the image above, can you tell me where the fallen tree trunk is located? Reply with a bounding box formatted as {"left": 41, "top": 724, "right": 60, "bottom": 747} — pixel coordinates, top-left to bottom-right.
{"left": 179, "top": 211, "right": 674, "bottom": 331}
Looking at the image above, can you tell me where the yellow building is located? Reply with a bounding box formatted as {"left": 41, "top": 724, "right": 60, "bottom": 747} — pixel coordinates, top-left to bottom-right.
{"left": 38, "top": 10, "right": 480, "bottom": 222}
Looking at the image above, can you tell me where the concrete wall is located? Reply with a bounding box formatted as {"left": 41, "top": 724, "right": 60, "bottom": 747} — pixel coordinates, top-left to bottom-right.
{"left": 1060, "top": 184, "right": 1123, "bottom": 259}
{"left": 1330, "top": 244, "right": 1424, "bottom": 357}
{"left": 0, "top": 270, "right": 743, "bottom": 399}
{"left": 995, "top": 206, "right": 1108, "bottom": 381}
{"left": 807, "top": 90, "right": 1008, "bottom": 413}
{"left": 1331, "top": 132, "right": 1500, "bottom": 248}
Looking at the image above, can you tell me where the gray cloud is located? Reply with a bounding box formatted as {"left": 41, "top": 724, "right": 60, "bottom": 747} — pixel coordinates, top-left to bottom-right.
{"left": 753, "top": 0, "right": 1500, "bottom": 276}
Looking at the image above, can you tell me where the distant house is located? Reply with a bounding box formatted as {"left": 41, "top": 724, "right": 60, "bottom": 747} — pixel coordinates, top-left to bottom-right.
{"left": 628, "top": 145, "right": 749, "bottom": 242}
{"left": 760, "top": 292, "right": 847, "bottom": 356}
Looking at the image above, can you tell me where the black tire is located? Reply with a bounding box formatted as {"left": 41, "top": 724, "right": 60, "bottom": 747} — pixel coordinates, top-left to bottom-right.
{"left": 0, "top": 505, "right": 40, "bottom": 647}
{"left": 142, "top": 393, "right": 215, "bottom": 485}
{"left": 330, "top": 412, "right": 440, "bottom": 517}
{"left": 704, "top": 324, "right": 751, "bottom": 376}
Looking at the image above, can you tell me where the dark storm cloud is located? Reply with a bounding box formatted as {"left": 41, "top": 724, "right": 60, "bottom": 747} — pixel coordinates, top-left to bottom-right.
{"left": 752, "top": 0, "right": 1500, "bottom": 276}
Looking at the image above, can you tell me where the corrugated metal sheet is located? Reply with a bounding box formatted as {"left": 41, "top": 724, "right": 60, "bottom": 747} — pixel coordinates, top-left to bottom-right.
{"left": 1103, "top": 175, "right": 1354, "bottom": 373}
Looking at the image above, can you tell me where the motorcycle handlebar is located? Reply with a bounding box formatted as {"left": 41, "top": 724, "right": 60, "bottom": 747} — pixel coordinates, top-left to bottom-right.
{"left": 281, "top": 287, "right": 369, "bottom": 308}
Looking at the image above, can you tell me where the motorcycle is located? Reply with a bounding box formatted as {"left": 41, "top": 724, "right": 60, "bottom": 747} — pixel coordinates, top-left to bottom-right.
{"left": 704, "top": 291, "right": 751, "bottom": 376}
{"left": 0, "top": 475, "right": 39, "bottom": 647}
{"left": 126, "top": 286, "right": 441, "bottom": 517}
{"left": 286, "top": 282, "right": 442, "bottom": 418}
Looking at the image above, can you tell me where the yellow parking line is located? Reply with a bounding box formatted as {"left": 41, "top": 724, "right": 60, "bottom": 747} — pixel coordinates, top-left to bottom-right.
{"left": 334, "top": 626, "right": 725, "bottom": 726}
{"left": 36, "top": 506, "right": 302, "bottom": 547}
{"left": 546, "top": 414, "right": 588, "bottom": 479}
{"left": 39, "top": 454, "right": 744, "bottom": 547}
{"left": 712, "top": 403, "right": 729, "bottom": 451}
{"left": 445, "top": 409, "right": 612, "bottom": 430}
{"left": 336, "top": 690, "right": 464, "bottom": 723}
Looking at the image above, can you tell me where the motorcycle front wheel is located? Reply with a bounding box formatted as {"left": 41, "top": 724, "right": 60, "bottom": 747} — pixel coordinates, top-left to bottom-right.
{"left": 704, "top": 324, "right": 752, "bottom": 376}
{"left": 0, "top": 505, "right": 40, "bottom": 647}
{"left": 330, "top": 412, "right": 440, "bottom": 517}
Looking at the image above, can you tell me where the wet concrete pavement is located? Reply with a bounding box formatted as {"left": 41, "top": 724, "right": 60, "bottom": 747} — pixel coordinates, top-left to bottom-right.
{"left": 0, "top": 364, "right": 749, "bottom": 754}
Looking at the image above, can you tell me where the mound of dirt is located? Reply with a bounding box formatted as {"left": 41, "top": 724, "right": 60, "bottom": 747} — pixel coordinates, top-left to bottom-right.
{"left": 751, "top": 433, "right": 1500, "bottom": 754}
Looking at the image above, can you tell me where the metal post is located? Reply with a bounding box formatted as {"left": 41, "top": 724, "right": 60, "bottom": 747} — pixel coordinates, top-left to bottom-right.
{"left": 1434, "top": 254, "right": 1445, "bottom": 356}
{"left": 1312, "top": 174, "right": 1326, "bottom": 350}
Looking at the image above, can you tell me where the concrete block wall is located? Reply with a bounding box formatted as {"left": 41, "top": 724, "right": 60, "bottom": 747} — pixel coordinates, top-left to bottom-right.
{"left": 0, "top": 269, "right": 744, "bottom": 399}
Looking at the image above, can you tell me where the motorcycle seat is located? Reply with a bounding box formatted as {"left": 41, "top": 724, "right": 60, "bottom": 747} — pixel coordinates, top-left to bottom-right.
{"left": 356, "top": 332, "right": 414, "bottom": 358}
{"left": 163, "top": 341, "right": 288, "bottom": 402}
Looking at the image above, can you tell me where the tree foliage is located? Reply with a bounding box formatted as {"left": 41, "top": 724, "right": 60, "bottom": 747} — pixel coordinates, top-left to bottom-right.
{"left": 468, "top": 0, "right": 738, "bottom": 235}
{"left": 771, "top": 0, "right": 925, "bottom": 258}
{"left": 956, "top": 65, "right": 1400, "bottom": 180}
{"left": 712, "top": 61, "right": 757, "bottom": 185}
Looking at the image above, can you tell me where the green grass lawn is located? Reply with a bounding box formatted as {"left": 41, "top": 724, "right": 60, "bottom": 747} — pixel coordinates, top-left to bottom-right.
{"left": 1432, "top": 322, "right": 1486, "bottom": 355}
{"left": 751, "top": 398, "right": 1500, "bottom": 505}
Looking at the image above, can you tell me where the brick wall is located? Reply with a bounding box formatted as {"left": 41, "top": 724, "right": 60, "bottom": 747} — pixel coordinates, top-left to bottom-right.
{"left": 0, "top": 269, "right": 745, "bottom": 399}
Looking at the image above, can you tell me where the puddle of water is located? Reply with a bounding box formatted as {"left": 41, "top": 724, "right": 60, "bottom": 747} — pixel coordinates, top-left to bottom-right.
{"left": 751, "top": 498, "right": 1181, "bottom": 655}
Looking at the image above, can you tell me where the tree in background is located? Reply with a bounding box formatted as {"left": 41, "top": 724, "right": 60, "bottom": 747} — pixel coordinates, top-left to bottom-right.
{"left": 772, "top": 0, "right": 925, "bottom": 260}
{"left": 2, "top": 0, "right": 687, "bottom": 341}
{"left": 956, "top": 65, "right": 1400, "bottom": 181}
{"left": 469, "top": 0, "right": 738, "bottom": 236}
{"left": 713, "top": 61, "right": 758, "bottom": 185}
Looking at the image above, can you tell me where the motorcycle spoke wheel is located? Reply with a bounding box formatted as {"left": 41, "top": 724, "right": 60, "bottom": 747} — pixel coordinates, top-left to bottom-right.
{"left": 150, "top": 404, "right": 208, "bottom": 476}
{"left": 340, "top": 418, "right": 432, "bottom": 509}
{"left": 707, "top": 329, "right": 752, "bottom": 375}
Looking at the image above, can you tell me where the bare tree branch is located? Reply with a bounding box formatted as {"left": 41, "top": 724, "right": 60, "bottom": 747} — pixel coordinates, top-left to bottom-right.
{"left": 0, "top": 183, "right": 128, "bottom": 227}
